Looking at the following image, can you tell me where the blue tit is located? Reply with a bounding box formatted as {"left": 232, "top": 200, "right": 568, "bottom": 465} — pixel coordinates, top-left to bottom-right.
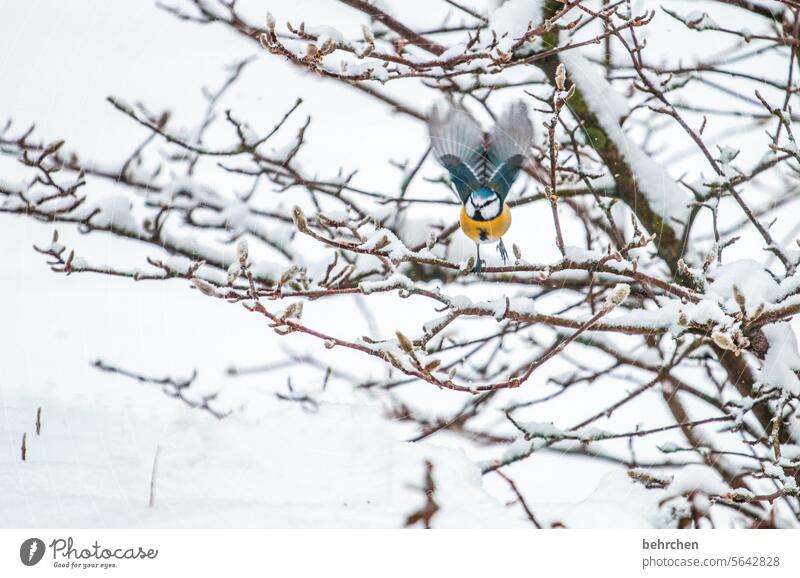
{"left": 429, "top": 100, "right": 533, "bottom": 274}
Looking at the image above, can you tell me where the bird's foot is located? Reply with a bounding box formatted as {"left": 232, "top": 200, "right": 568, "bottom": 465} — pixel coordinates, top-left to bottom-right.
{"left": 474, "top": 245, "right": 483, "bottom": 275}
{"left": 497, "top": 239, "right": 509, "bottom": 265}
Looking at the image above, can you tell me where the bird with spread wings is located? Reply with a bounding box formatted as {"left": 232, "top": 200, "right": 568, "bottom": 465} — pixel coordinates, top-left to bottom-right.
{"left": 428, "top": 101, "right": 533, "bottom": 273}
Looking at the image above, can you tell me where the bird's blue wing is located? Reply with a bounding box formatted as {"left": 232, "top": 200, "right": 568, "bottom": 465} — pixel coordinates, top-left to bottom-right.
{"left": 486, "top": 100, "right": 533, "bottom": 200}
{"left": 429, "top": 103, "right": 487, "bottom": 203}
{"left": 487, "top": 155, "right": 527, "bottom": 198}
{"left": 438, "top": 154, "right": 481, "bottom": 201}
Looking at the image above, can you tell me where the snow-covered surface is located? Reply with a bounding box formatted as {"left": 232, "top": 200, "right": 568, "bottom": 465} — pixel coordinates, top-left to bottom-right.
{"left": 559, "top": 50, "right": 691, "bottom": 226}
{"left": 487, "top": 0, "right": 544, "bottom": 53}
{"left": 758, "top": 324, "right": 800, "bottom": 397}
{"left": 534, "top": 471, "right": 670, "bottom": 528}
{"left": 661, "top": 464, "right": 729, "bottom": 501}
{"left": 2, "top": 383, "right": 522, "bottom": 528}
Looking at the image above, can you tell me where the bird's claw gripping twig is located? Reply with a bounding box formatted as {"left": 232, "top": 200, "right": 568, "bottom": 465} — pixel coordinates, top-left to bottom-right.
{"left": 497, "top": 239, "right": 509, "bottom": 265}
{"left": 473, "top": 241, "right": 508, "bottom": 274}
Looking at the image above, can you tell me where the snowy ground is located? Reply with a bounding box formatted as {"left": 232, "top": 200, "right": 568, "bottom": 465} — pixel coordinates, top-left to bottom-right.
{"left": 2, "top": 378, "right": 524, "bottom": 528}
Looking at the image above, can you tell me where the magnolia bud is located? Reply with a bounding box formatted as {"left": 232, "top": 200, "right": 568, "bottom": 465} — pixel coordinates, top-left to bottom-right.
{"left": 555, "top": 63, "right": 567, "bottom": 91}
{"left": 292, "top": 205, "right": 308, "bottom": 232}
{"left": 424, "top": 359, "right": 442, "bottom": 372}
{"left": 396, "top": 331, "right": 414, "bottom": 353}
{"left": 426, "top": 231, "right": 437, "bottom": 251}
{"left": 461, "top": 256, "right": 475, "bottom": 274}
{"left": 712, "top": 330, "right": 737, "bottom": 353}
{"left": 604, "top": 283, "right": 630, "bottom": 310}
{"left": 192, "top": 277, "right": 217, "bottom": 296}
{"left": 281, "top": 301, "right": 303, "bottom": 320}
{"left": 703, "top": 243, "right": 718, "bottom": 269}
{"left": 227, "top": 263, "right": 240, "bottom": 286}
{"left": 733, "top": 285, "right": 746, "bottom": 312}
{"left": 361, "top": 24, "right": 374, "bottom": 44}
{"left": 236, "top": 238, "right": 249, "bottom": 266}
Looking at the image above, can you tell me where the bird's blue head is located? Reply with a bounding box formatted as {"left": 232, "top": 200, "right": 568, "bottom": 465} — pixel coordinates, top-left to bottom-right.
{"left": 466, "top": 186, "right": 502, "bottom": 221}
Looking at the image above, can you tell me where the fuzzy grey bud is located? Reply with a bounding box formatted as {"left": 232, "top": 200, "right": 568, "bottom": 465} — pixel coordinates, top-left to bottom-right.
{"left": 396, "top": 331, "right": 414, "bottom": 354}
{"left": 604, "top": 283, "right": 630, "bottom": 310}
{"left": 292, "top": 205, "right": 308, "bottom": 232}
{"left": 555, "top": 63, "right": 567, "bottom": 91}
{"left": 236, "top": 238, "right": 249, "bottom": 267}
{"left": 192, "top": 277, "right": 217, "bottom": 296}
{"left": 712, "top": 330, "right": 738, "bottom": 353}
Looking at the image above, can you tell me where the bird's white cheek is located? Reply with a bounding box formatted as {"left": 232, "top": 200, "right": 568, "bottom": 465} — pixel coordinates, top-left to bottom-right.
{"left": 483, "top": 198, "right": 500, "bottom": 218}
{"left": 466, "top": 198, "right": 479, "bottom": 218}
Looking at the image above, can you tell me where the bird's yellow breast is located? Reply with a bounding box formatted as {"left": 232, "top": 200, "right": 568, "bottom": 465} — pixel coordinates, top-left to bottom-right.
{"left": 459, "top": 204, "right": 512, "bottom": 244}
